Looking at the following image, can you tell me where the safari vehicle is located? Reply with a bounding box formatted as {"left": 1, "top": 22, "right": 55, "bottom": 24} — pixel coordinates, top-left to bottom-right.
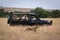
{"left": 7, "top": 12, "right": 52, "bottom": 25}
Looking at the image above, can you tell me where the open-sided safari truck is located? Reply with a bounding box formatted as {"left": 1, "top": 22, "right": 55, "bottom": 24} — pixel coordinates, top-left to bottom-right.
{"left": 7, "top": 12, "right": 52, "bottom": 25}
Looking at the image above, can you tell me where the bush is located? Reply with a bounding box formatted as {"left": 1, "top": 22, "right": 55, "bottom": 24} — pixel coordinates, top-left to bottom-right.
{"left": 0, "top": 9, "right": 9, "bottom": 17}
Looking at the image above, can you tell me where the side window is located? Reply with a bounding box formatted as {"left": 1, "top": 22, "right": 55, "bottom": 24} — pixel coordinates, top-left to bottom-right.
{"left": 31, "top": 16, "right": 37, "bottom": 20}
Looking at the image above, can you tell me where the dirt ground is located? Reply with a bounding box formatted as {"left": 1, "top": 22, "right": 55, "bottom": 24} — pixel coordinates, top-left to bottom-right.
{"left": 0, "top": 18, "right": 60, "bottom": 40}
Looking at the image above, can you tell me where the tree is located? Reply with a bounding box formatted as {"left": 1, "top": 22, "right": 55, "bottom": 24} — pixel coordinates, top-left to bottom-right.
{"left": 30, "top": 7, "right": 60, "bottom": 18}
{"left": 30, "top": 7, "right": 49, "bottom": 18}
{"left": 51, "top": 10, "right": 60, "bottom": 18}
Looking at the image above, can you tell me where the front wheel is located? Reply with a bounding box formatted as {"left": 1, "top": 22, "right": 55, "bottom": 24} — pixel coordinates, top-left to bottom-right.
{"left": 49, "top": 20, "right": 52, "bottom": 25}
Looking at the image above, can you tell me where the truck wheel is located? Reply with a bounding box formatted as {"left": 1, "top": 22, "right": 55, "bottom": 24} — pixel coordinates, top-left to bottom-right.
{"left": 50, "top": 20, "right": 52, "bottom": 25}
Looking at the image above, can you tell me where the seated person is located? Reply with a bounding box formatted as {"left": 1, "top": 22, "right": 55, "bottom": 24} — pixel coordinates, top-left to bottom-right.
{"left": 21, "top": 15, "right": 26, "bottom": 20}
{"left": 12, "top": 14, "right": 17, "bottom": 20}
{"left": 32, "top": 18, "right": 36, "bottom": 20}
{"left": 10, "top": 12, "right": 17, "bottom": 21}
{"left": 21, "top": 15, "right": 28, "bottom": 20}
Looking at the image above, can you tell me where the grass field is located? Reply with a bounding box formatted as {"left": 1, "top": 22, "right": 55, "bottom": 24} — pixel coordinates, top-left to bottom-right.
{"left": 0, "top": 18, "right": 60, "bottom": 40}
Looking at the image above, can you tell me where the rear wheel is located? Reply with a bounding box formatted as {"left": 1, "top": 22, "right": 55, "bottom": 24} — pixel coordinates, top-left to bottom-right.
{"left": 7, "top": 20, "right": 9, "bottom": 24}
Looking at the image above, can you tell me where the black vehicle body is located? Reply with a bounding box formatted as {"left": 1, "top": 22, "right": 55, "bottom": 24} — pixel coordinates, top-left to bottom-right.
{"left": 7, "top": 13, "right": 52, "bottom": 25}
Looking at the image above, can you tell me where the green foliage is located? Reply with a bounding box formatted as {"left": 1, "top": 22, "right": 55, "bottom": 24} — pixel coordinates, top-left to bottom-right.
{"left": 30, "top": 7, "right": 49, "bottom": 18}
{"left": 0, "top": 9, "right": 9, "bottom": 17}
{"left": 14, "top": 11, "right": 23, "bottom": 13}
{"left": 51, "top": 10, "right": 60, "bottom": 18}
{"left": 0, "top": 7, "right": 60, "bottom": 18}
{"left": 30, "top": 7, "right": 60, "bottom": 18}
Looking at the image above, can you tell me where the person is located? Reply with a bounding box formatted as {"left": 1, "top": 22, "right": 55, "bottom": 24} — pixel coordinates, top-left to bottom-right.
{"left": 32, "top": 17, "right": 36, "bottom": 20}
{"left": 10, "top": 12, "right": 17, "bottom": 21}
{"left": 21, "top": 15, "right": 28, "bottom": 20}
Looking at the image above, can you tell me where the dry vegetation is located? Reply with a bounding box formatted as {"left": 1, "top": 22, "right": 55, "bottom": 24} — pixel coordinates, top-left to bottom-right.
{"left": 0, "top": 18, "right": 60, "bottom": 40}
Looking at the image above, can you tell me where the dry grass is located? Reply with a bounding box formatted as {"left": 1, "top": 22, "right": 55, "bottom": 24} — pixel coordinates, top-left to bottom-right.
{"left": 0, "top": 18, "right": 60, "bottom": 40}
